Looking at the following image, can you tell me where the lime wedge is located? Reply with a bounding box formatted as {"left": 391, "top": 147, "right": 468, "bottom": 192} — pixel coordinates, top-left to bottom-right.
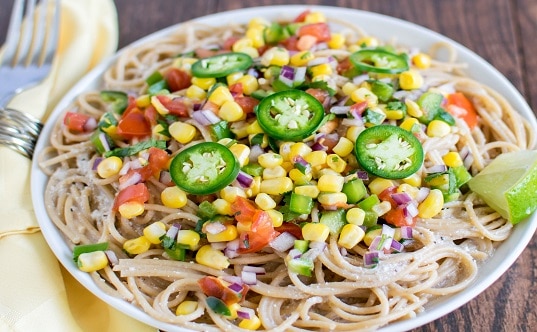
{"left": 468, "top": 150, "right": 537, "bottom": 224}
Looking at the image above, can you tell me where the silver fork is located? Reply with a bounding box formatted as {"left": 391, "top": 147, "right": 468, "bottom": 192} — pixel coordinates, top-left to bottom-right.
{"left": 0, "top": 0, "right": 60, "bottom": 159}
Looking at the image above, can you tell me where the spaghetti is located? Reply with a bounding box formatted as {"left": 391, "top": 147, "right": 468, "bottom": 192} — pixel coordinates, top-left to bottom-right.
{"left": 39, "top": 9, "right": 535, "bottom": 332}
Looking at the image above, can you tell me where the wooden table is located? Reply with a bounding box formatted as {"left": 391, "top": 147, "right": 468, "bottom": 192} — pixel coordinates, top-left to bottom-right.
{"left": 1, "top": 0, "right": 536, "bottom": 331}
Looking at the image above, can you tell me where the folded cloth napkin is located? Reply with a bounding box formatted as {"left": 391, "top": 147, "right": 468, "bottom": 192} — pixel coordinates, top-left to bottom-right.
{"left": 0, "top": 1, "right": 154, "bottom": 331}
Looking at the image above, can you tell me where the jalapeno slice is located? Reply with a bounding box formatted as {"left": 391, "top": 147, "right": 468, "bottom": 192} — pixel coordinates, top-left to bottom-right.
{"left": 255, "top": 89, "right": 325, "bottom": 141}
{"left": 349, "top": 49, "right": 409, "bottom": 74}
{"left": 191, "top": 52, "right": 253, "bottom": 78}
{"left": 355, "top": 125, "right": 424, "bottom": 179}
{"left": 169, "top": 142, "right": 239, "bottom": 195}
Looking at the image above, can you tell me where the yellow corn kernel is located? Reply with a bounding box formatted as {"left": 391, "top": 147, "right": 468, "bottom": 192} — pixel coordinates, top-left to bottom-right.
{"left": 143, "top": 221, "right": 167, "bottom": 244}
{"left": 363, "top": 227, "right": 382, "bottom": 246}
{"left": 317, "top": 192, "right": 348, "bottom": 206}
{"left": 169, "top": 121, "right": 197, "bottom": 144}
{"left": 368, "top": 178, "right": 395, "bottom": 196}
{"left": 326, "top": 154, "right": 347, "bottom": 173}
{"left": 232, "top": 38, "right": 253, "bottom": 51}
{"left": 246, "top": 27, "right": 265, "bottom": 48}
{"left": 246, "top": 176, "right": 262, "bottom": 197}
{"left": 290, "top": 50, "right": 314, "bottom": 66}
{"left": 239, "top": 314, "right": 262, "bottom": 330}
{"left": 255, "top": 193, "right": 277, "bottom": 210}
{"left": 97, "top": 156, "right": 123, "bottom": 178}
{"left": 399, "top": 70, "right": 424, "bottom": 90}
{"left": 220, "top": 186, "right": 247, "bottom": 203}
{"left": 260, "top": 177, "right": 293, "bottom": 195}
{"left": 248, "top": 17, "right": 270, "bottom": 29}
{"left": 186, "top": 85, "right": 207, "bottom": 100}
{"left": 123, "top": 236, "right": 151, "bottom": 255}
{"left": 279, "top": 142, "right": 293, "bottom": 161}
{"left": 258, "top": 152, "right": 283, "bottom": 168}
{"left": 403, "top": 172, "right": 422, "bottom": 187}
{"left": 303, "top": 150, "right": 327, "bottom": 168}
{"left": 372, "top": 201, "right": 392, "bottom": 216}
{"left": 246, "top": 120, "right": 264, "bottom": 135}
{"left": 304, "top": 11, "right": 326, "bottom": 23}
{"left": 418, "top": 189, "right": 444, "bottom": 218}
{"left": 266, "top": 209, "right": 284, "bottom": 227}
{"left": 230, "top": 121, "right": 249, "bottom": 139}
{"left": 176, "top": 229, "right": 201, "bottom": 250}
{"left": 289, "top": 142, "right": 313, "bottom": 161}
{"left": 229, "top": 144, "right": 250, "bottom": 167}
{"left": 397, "top": 183, "right": 420, "bottom": 199}
{"left": 191, "top": 77, "right": 216, "bottom": 90}
{"left": 288, "top": 168, "right": 312, "bottom": 185}
{"left": 152, "top": 123, "right": 170, "bottom": 141}
{"left": 342, "top": 82, "right": 358, "bottom": 96}
{"left": 236, "top": 74, "right": 259, "bottom": 95}
{"left": 332, "top": 137, "right": 354, "bottom": 157}
{"left": 302, "top": 223, "right": 330, "bottom": 242}
{"left": 405, "top": 99, "right": 423, "bottom": 118}
{"left": 195, "top": 244, "right": 230, "bottom": 270}
{"left": 338, "top": 224, "right": 365, "bottom": 249}
{"left": 101, "top": 124, "right": 119, "bottom": 139}
{"left": 310, "top": 63, "right": 333, "bottom": 78}
{"left": 77, "top": 251, "right": 109, "bottom": 272}
{"left": 384, "top": 108, "right": 405, "bottom": 120}
{"left": 297, "top": 34, "right": 318, "bottom": 51}
{"left": 207, "top": 224, "right": 239, "bottom": 242}
{"left": 328, "top": 33, "right": 345, "bottom": 49}
{"left": 427, "top": 120, "right": 451, "bottom": 137}
{"left": 219, "top": 100, "right": 245, "bottom": 122}
{"left": 400, "top": 117, "right": 420, "bottom": 132}
{"left": 208, "top": 85, "right": 234, "bottom": 106}
{"left": 212, "top": 198, "right": 233, "bottom": 216}
{"left": 346, "top": 207, "right": 366, "bottom": 225}
{"left": 171, "top": 57, "right": 197, "bottom": 72}
{"left": 260, "top": 47, "right": 290, "bottom": 67}
{"left": 263, "top": 166, "right": 287, "bottom": 180}
{"left": 294, "top": 185, "right": 320, "bottom": 198}
{"left": 351, "top": 87, "right": 378, "bottom": 107}
{"left": 412, "top": 53, "right": 432, "bottom": 69}
{"left": 317, "top": 174, "right": 345, "bottom": 192}
{"left": 238, "top": 46, "right": 260, "bottom": 59}
{"left": 346, "top": 125, "right": 362, "bottom": 143}
{"left": 161, "top": 186, "right": 188, "bottom": 209}
{"left": 118, "top": 201, "right": 145, "bottom": 219}
{"left": 357, "top": 36, "right": 379, "bottom": 48}
{"left": 176, "top": 301, "right": 198, "bottom": 316}
{"left": 226, "top": 72, "right": 244, "bottom": 87}
{"left": 134, "top": 94, "right": 151, "bottom": 108}
{"left": 443, "top": 151, "right": 463, "bottom": 168}
{"left": 281, "top": 161, "right": 295, "bottom": 173}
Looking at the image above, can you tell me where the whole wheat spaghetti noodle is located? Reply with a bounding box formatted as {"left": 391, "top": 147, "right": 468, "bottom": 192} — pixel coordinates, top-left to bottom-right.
{"left": 39, "top": 9, "right": 535, "bottom": 331}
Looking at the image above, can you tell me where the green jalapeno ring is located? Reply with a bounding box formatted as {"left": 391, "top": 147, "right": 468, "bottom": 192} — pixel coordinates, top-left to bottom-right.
{"left": 191, "top": 52, "right": 253, "bottom": 78}
{"left": 349, "top": 49, "right": 409, "bottom": 74}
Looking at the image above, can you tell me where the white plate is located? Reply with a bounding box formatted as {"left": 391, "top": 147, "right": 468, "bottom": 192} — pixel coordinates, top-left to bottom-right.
{"left": 31, "top": 5, "right": 537, "bottom": 332}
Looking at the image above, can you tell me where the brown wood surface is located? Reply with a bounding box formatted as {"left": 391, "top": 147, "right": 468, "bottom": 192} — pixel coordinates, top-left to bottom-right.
{"left": 1, "top": 0, "right": 536, "bottom": 331}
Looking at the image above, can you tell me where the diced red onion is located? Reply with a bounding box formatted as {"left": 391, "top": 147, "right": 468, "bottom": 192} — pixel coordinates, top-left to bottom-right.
{"left": 98, "top": 133, "right": 111, "bottom": 152}
{"left": 391, "top": 192, "right": 412, "bottom": 205}
{"left": 83, "top": 117, "right": 98, "bottom": 132}
{"left": 404, "top": 201, "right": 419, "bottom": 218}
{"left": 341, "top": 117, "right": 364, "bottom": 127}
{"left": 248, "top": 144, "right": 264, "bottom": 163}
{"left": 159, "top": 171, "right": 172, "bottom": 184}
{"left": 205, "top": 222, "right": 226, "bottom": 235}
{"left": 368, "top": 236, "right": 381, "bottom": 252}
{"left": 356, "top": 170, "right": 369, "bottom": 180}
{"left": 226, "top": 238, "right": 240, "bottom": 251}
{"left": 118, "top": 172, "right": 142, "bottom": 190}
{"left": 247, "top": 67, "right": 260, "bottom": 78}
{"left": 307, "top": 57, "right": 330, "bottom": 66}
{"left": 426, "top": 165, "right": 448, "bottom": 174}
{"left": 104, "top": 250, "right": 119, "bottom": 267}
{"left": 211, "top": 242, "right": 227, "bottom": 250}
{"left": 352, "top": 74, "right": 369, "bottom": 85}
{"left": 382, "top": 224, "right": 396, "bottom": 239}
{"left": 280, "top": 65, "right": 295, "bottom": 80}
{"left": 292, "top": 155, "right": 309, "bottom": 168}
{"left": 192, "top": 110, "right": 220, "bottom": 126}
{"left": 221, "top": 275, "right": 243, "bottom": 285}
{"left": 92, "top": 157, "right": 103, "bottom": 170}
{"left": 400, "top": 226, "right": 413, "bottom": 240}
{"left": 364, "top": 251, "right": 379, "bottom": 268}
{"left": 336, "top": 95, "right": 350, "bottom": 106}
{"left": 330, "top": 105, "right": 351, "bottom": 115}
{"left": 302, "top": 247, "right": 323, "bottom": 261}
{"left": 237, "top": 308, "right": 255, "bottom": 320}
{"left": 294, "top": 67, "right": 306, "bottom": 83}
{"left": 228, "top": 282, "right": 244, "bottom": 293}
{"left": 243, "top": 266, "right": 266, "bottom": 275}
{"left": 166, "top": 224, "right": 180, "bottom": 240}
{"left": 311, "top": 142, "right": 328, "bottom": 151}
{"left": 390, "top": 239, "right": 404, "bottom": 253}
{"left": 224, "top": 248, "right": 239, "bottom": 258}
{"left": 309, "top": 241, "right": 327, "bottom": 251}
{"left": 236, "top": 171, "right": 254, "bottom": 188}
{"left": 269, "top": 231, "right": 297, "bottom": 252}
{"left": 340, "top": 247, "right": 348, "bottom": 256}
{"left": 416, "top": 187, "right": 431, "bottom": 203}
{"left": 193, "top": 103, "right": 202, "bottom": 111}
{"left": 288, "top": 248, "right": 303, "bottom": 259}
{"left": 241, "top": 270, "right": 258, "bottom": 285}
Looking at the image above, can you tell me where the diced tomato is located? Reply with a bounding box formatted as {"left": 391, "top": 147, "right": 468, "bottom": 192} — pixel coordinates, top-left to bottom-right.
{"left": 275, "top": 222, "right": 303, "bottom": 240}
{"left": 231, "top": 197, "right": 258, "bottom": 224}
{"left": 238, "top": 210, "right": 279, "bottom": 254}
{"left": 201, "top": 101, "right": 220, "bottom": 114}
{"left": 350, "top": 101, "right": 368, "bottom": 116}
{"left": 195, "top": 48, "right": 218, "bottom": 59}
{"left": 280, "top": 36, "right": 299, "bottom": 52}
{"left": 229, "top": 82, "right": 244, "bottom": 96}
{"left": 63, "top": 112, "right": 91, "bottom": 132}
{"left": 446, "top": 92, "right": 478, "bottom": 129}
{"left": 121, "top": 96, "right": 138, "bottom": 116}
{"left": 293, "top": 10, "right": 311, "bottom": 22}
{"left": 234, "top": 96, "right": 259, "bottom": 114}
{"left": 305, "top": 88, "right": 329, "bottom": 105}
{"left": 112, "top": 183, "right": 149, "bottom": 211}
{"left": 144, "top": 105, "right": 159, "bottom": 127}
{"left": 165, "top": 68, "right": 192, "bottom": 92}
{"left": 297, "top": 23, "right": 331, "bottom": 42}
{"left": 198, "top": 276, "right": 249, "bottom": 305}
{"left": 378, "top": 186, "right": 398, "bottom": 208}
{"left": 156, "top": 95, "right": 189, "bottom": 117}
{"left": 148, "top": 147, "right": 170, "bottom": 171}
{"left": 383, "top": 206, "right": 416, "bottom": 227}
{"left": 223, "top": 36, "right": 240, "bottom": 51}
{"left": 117, "top": 108, "right": 151, "bottom": 138}
{"left": 336, "top": 57, "right": 353, "bottom": 74}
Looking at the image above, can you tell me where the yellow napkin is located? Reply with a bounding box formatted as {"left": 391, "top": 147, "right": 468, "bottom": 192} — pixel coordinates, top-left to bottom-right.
{"left": 0, "top": 1, "right": 155, "bottom": 331}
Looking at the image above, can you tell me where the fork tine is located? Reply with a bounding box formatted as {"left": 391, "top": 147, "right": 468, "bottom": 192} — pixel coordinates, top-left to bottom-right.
{"left": 15, "top": 0, "right": 37, "bottom": 67}
{"left": 42, "top": 0, "right": 60, "bottom": 66}
{"left": 0, "top": 0, "right": 24, "bottom": 67}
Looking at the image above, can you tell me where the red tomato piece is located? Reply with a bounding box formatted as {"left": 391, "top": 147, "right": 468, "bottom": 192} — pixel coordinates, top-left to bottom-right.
{"left": 231, "top": 197, "right": 259, "bottom": 224}
{"left": 144, "top": 105, "right": 159, "bottom": 127}
{"left": 383, "top": 206, "right": 416, "bottom": 227}
{"left": 378, "top": 186, "right": 398, "bottom": 208}
{"left": 234, "top": 96, "right": 259, "bottom": 114}
{"left": 148, "top": 147, "right": 170, "bottom": 171}
{"left": 350, "top": 101, "right": 368, "bottom": 116}
{"left": 117, "top": 108, "right": 151, "bottom": 138}
{"left": 229, "top": 82, "right": 244, "bottom": 96}
{"left": 238, "top": 210, "right": 279, "bottom": 254}
{"left": 293, "top": 10, "right": 311, "bottom": 22}
{"left": 223, "top": 36, "right": 240, "bottom": 51}
{"left": 275, "top": 222, "right": 303, "bottom": 240}
{"left": 157, "top": 95, "right": 189, "bottom": 117}
{"left": 63, "top": 112, "right": 91, "bottom": 132}
{"left": 112, "top": 183, "right": 149, "bottom": 211}
{"left": 280, "top": 36, "right": 299, "bottom": 52}
{"left": 336, "top": 57, "right": 353, "bottom": 74}
{"left": 165, "top": 68, "right": 192, "bottom": 92}
{"left": 297, "top": 23, "right": 331, "bottom": 42}
{"left": 198, "top": 276, "right": 249, "bottom": 305}
{"left": 305, "top": 88, "right": 329, "bottom": 105}
{"left": 446, "top": 92, "right": 478, "bottom": 129}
